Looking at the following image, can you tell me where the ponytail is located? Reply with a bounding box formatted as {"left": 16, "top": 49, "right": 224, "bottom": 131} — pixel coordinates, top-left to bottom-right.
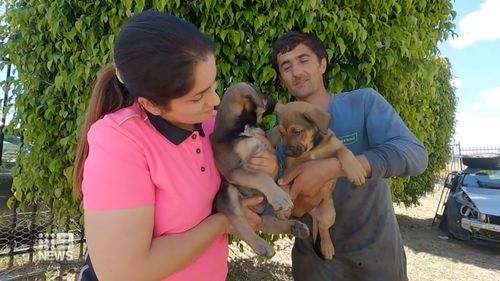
{"left": 72, "top": 64, "right": 133, "bottom": 199}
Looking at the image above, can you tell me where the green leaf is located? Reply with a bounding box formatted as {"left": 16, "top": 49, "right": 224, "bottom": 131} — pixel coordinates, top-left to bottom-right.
{"left": 54, "top": 188, "right": 62, "bottom": 198}
{"left": 358, "top": 43, "right": 366, "bottom": 54}
{"left": 231, "top": 31, "right": 241, "bottom": 45}
{"left": 54, "top": 75, "right": 63, "bottom": 89}
{"left": 257, "top": 37, "right": 265, "bottom": 50}
{"left": 0, "top": 0, "right": 457, "bottom": 240}
{"left": 135, "top": 0, "right": 146, "bottom": 13}
{"left": 336, "top": 37, "right": 346, "bottom": 55}
{"left": 64, "top": 166, "right": 74, "bottom": 182}
{"left": 75, "top": 19, "right": 83, "bottom": 32}
{"left": 262, "top": 66, "right": 275, "bottom": 82}
{"left": 360, "top": 29, "right": 368, "bottom": 42}
{"left": 326, "top": 49, "right": 334, "bottom": 61}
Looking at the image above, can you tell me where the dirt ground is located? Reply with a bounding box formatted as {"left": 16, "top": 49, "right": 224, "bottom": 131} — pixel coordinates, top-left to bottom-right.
{"left": 2, "top": 185, "right": 499, "bottom": 280}
{"left": 227, "top": 185, "right": 500, "bottom": 281}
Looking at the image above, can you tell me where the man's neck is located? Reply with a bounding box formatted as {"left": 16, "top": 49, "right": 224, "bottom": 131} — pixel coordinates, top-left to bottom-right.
{"left": 297, "top": 88, "right": 331, "bottom": 110}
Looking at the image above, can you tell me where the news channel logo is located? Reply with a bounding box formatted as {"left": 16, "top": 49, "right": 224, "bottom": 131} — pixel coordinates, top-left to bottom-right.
{"left": 36, "top": 232, "right": 75, "bottom": 261}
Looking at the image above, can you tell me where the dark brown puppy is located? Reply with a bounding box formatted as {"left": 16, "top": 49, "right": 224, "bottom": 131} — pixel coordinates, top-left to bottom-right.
{"left": 211, "top": 83, "right": 309, "bottom": 259}
{"left": 274, "top": 101, "right": 366, "bottom": 259}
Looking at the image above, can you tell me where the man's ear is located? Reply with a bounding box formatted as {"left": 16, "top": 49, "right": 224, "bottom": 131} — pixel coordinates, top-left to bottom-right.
{"left": 319, "top": 57, "right": 327, "bottom": 75}
{"left": 137, "top": 97, "right": 162, "bottom": 116}
{"left": 303, "top": 107, "right": 330, "bottom": 134}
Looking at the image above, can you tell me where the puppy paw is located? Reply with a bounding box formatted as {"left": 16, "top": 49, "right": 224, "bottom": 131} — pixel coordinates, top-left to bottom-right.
{"left": 347, "top": 172, "right": 366, "bottom": 186}
{"left": 268, "top": 189, "right": 293, "bottom": 216}
{"left": 291, "top": 221, "right": 310, "bottom": 239}
{"left": 252, "top": 242, "right": 275, "bottom": 259}
{"left": 344, "top": 161, "right": 367, "bottom": 186}
{"left": 275, "top": 208, "right": 292, "bottom": 220}
{"left": 321, "top": 241, "right": 335, "bottom": 260}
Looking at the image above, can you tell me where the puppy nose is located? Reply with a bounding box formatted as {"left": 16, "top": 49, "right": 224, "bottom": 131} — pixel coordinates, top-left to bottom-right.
{"left": 283, "top": 148, "right": 294, "bottom": 156}
{"left": 283, "top": 146, "right": 301, "bottom": 157}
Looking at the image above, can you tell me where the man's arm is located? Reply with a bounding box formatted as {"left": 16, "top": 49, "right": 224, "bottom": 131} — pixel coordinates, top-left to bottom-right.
{"left": 362, "top": 88, "right": 428, "bottom": 179}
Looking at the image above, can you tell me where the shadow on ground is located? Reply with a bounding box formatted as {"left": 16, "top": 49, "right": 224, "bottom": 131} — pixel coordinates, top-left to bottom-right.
{"left": 227, "top": 257, "right": 292, "bottom": 281}
{"left": 397, "top": 214, "right": 500, "bottom": 272}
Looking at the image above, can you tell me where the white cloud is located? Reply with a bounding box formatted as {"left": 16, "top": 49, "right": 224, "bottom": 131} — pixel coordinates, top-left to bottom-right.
{"left": 454, "top": 86, "right": 500, "bottom": 146}
{"left": 449, "top": 0, "right": 500, "bottom": 48}
{"left": 454, "top": 113, "right": 500, "bottom": 146}
{"left": 470, "top": 87, "right": 500, "bottom": 110}
{"left": 452, "top": 77, "right": 463, "bottom": 88}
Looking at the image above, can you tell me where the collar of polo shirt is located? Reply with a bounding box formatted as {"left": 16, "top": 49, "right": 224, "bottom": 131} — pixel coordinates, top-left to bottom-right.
{"left": 146, "top": 111, "right": 205, "bottom": 145}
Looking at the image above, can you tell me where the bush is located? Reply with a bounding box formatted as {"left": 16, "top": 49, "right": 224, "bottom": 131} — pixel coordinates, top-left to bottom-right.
{"left": 0, "top": 0, "right": 456, "bottom": 222}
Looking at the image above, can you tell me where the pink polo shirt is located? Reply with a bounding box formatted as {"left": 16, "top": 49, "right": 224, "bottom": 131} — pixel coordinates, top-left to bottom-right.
{"left": 82, "top": 102, "right": 227, "bottom": 281}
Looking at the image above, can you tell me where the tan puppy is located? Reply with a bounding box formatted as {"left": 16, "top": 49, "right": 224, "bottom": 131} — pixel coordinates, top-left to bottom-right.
{"left": 211, "top": 83, "right": 309, "bottom": 259}
{"left": 274, "top": 101, "right": 366, "bottom": 259}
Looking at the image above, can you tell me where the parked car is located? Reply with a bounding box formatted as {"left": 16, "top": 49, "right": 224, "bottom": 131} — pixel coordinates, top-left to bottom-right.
{"left": 437, "top": 154, "right": 500, "bottom": 243}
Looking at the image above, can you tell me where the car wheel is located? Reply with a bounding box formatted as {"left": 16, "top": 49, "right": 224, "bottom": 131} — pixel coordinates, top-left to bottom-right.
{"left": 445, "top": 195, "right": 471, "bottom": 240}
{"left": 462, "top": 153, "right": 500, "bottom": 169}
{"left": 438, "top": 206, "right": 448, "bottom": 230}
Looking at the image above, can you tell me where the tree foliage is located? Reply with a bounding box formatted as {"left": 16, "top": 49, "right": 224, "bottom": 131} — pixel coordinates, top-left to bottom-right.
{"left": 0, "top": 0, "right": 456, "bottom": 224}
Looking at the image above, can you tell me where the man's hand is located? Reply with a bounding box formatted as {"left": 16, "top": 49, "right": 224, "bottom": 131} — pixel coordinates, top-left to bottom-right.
{"left": 278, "top": 158, "right": 343, "bottom": 217}
{"left": 247, "top": 134, "right": 279, "bottom": 180}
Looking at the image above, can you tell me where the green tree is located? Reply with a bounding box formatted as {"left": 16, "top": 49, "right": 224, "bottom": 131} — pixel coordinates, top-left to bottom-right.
{"left": 0, "top": 0, "right": 456, "bottom": 226}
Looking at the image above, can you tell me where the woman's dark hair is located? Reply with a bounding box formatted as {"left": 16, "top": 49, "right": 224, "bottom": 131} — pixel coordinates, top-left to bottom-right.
{"left": 271, "top": 31, "right": 328, "bottom": 73}
{"left": 73, "top": 11, "right": 215, "bottom": 198}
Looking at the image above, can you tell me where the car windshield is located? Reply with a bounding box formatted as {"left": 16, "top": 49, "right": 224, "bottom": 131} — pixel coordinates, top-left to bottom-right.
{"left": 462, "top": 168, "right": 500, "bottom": 189}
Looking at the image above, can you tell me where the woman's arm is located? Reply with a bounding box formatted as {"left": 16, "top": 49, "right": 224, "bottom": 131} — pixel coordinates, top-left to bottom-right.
{"left": 86, "top": 196, "right": 263, "bottom": 281}
{"left": 85, "top": 207, "right": 227, "bottom": 281}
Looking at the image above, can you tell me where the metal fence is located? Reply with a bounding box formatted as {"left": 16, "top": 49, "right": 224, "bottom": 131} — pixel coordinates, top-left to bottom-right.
{"left": 0, "top": 200, "right": 86, "bottom": 268}
{"left": 0, "top": 59, "right": 86, "bottom": 278}
{"left": 447, "top": 142, "right": 500, "bottom": 174}
{"left": 0, "top": 187, "right": 86, "bottom": 278}
{"left": 0, "top": 180, "right": 85, "bottom": 276}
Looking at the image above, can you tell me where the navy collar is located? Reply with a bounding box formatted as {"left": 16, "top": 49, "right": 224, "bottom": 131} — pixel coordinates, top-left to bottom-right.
{"left": 146, "top": 111, "right": 205, "bottom": 145}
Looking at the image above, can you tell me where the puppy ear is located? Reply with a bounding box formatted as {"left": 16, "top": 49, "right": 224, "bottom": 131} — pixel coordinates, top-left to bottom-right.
{"left": 303, "top": 107, "right": 330, "bottom": 134}
{"left": 266, "top": 126, "right": 281, "bottom": 146}
{"left": 242, "top": 83, "right": 263, "bottom": 107}
{"left": 246, "top": 82, "right": 261, "bottom": 94}
{"left": 274, "top": 102, "right": 284, "bottom": 116}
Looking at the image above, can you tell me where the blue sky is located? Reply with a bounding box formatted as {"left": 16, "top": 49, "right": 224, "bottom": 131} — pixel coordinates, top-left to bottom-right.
{"left": 439, "top": 0, "right": 500, "bottom": 147}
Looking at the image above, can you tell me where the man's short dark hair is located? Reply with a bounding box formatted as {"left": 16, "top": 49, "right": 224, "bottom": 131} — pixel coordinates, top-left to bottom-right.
{"left": 271, "top": 31, "right": 328, "bottom": 73}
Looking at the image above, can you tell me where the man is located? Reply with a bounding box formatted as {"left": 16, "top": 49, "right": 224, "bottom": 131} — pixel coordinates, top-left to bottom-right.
{"left": 272, "top": 31, "right": 428, "bottom": 281}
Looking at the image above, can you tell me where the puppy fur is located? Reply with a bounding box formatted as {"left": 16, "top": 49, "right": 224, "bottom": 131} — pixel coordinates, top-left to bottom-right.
{"left": 211, "top": 83, "right": 309, "bottom": 259}
{"left": 274, "top": 101, "right": 367, "bottom": 259}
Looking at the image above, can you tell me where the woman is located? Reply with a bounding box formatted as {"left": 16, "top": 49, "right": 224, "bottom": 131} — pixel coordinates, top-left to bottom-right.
{"left": 73, "top": 10, "right": 277, "bottom": 281}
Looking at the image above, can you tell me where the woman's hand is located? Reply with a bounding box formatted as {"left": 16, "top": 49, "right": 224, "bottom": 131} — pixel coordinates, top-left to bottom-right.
{"left": 247, "top": 134, "right": 279, "bottom": 180}
{"left": 224, "top": 196, "right": 264, "bottom": 234}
